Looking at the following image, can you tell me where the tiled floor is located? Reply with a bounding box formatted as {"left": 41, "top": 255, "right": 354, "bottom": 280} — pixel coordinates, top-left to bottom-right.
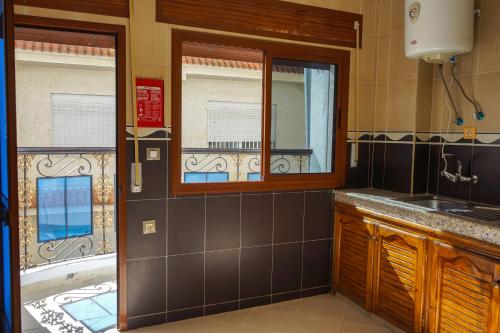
{"left": 130, "top": 294, "right": 403, "bottom": 333}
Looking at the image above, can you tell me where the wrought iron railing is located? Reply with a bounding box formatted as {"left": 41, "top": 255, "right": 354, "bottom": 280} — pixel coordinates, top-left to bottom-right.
{"left": 17, "top": 147, "right": 116, "bottom": 271}
{"left": 182, "top": 148, "right": 313, "bottom": 180}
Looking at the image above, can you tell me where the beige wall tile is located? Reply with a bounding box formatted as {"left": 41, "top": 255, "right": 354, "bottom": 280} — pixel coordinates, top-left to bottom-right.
{"left": 390, "top": 0, "right": 404, "bottom": 32}
{"left": 476, "top": 0, "right": 500, "bottom": 74}
{"left": 429, "top": 79, "right": 444, "bottom": 133}
{"left": 359, "top": 34, "right": 377, "bottom": 83}
{"left": 131, "top": 0, "right": 170, "bottom": 66}
{"left": 416, "top": 79, "right": 433, "bottom": 132}
{"left": 362, "top": 0, "right": 379, "bottom": 34}
{"left": 386, "top": 79, "right": 417, "bottom": 132}
{"left": 374, "top": 83, "right": 388, "bottom": 131}
{"left": 475, "top": 71, "right": 500, "bottom": 132}
{"left": 376, "top": 33, "right": 390, "bottom": 83}
{"left": 378, "top": 0, "right": 392, "bottom": 34}
{"left": 418, "top": 61, "right": 434, "bottom": 80}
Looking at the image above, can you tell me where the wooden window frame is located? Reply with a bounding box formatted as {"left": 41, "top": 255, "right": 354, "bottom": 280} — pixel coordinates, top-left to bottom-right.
{"left": 171, "top": 30, "right": 349, "bottom": 195}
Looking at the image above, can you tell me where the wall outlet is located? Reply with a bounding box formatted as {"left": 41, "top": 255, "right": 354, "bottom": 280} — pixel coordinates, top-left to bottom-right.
{"left": 146, "top": 148, "right": 160, "bottom": 161}
{"left": 463, "top": 126, "right": 477, "bottom": 140}
{"left": 143, "top": 220, "right": 156, "bottom": 234}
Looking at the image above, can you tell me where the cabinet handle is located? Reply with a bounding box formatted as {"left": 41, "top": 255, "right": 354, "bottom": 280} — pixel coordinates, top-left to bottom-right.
{"left": 493, "top": 281, "right": 500, "bottom": 289}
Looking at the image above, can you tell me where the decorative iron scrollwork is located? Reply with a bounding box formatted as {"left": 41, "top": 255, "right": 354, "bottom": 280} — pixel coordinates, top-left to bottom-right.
{"left": 36, "top": 154, "right": 92, "bottom": 177}
{"left": 185, "top": 154, "right": 228, "bottom": 173}
{"left": 38, "top": 237, "right": 93, "bottom": 264}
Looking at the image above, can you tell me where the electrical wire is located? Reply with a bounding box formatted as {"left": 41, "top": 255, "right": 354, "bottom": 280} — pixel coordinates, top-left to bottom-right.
{"left": 353, "top": 21, "right": 360, "bottom": 166}
{"left": 129, "top": 0, "right": 141, "bottom": 187}
{"left": 441, "top": 65, "right": 456, "bottom": 176}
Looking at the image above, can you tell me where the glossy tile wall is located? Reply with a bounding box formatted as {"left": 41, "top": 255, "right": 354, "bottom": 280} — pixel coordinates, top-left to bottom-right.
{"left": 124, "top": 132, "right": 334, "bottom": 329}
{"left": 347, "top": 0, "right": 500, "bottom": 205}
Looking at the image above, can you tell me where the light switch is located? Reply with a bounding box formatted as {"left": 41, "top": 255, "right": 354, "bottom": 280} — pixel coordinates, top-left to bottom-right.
{"left": 143, "top": 220, "right": 156, "bottom": 234}
{"left": 146, "top": 148, "right": 160, "bottom": 161}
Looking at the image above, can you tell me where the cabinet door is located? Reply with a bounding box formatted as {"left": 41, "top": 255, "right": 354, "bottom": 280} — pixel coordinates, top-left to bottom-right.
{"left": 428, "top": 242, "right": 500, "bottom": 333}
{"left": 372, "top": 224, "right": 426, "bottom": 333}
{"left": 333, "top": 211, "right": 376, "bottom": 310}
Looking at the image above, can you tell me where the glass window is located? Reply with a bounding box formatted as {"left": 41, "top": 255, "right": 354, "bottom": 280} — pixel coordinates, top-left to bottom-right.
{"left": 247, "top": 173, "right": 261, "bottom": 181}
{"left": 271, "top": 58, "right": 336, "bottom": 175}
{"left": 184, "top": 172, "right": 229, "bottom": 183}
{"left": 51, "top": 94, "right": 116, "bottom": 148}
{"left": 181, "top": 41, "right": 263, "bottom": 184}
{"left": 172, "top": 31, "right": 349, "bottom": 194}
{"left": 37, "top": 176, "right": 92, "bottom": 242}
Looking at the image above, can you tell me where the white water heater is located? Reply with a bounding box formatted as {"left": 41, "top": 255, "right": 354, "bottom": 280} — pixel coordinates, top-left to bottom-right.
{"left": 405, "top": 0, "right": 475, "bottom": 63}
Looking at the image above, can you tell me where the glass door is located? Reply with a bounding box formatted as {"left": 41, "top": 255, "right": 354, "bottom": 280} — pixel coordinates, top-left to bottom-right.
{"left": 15, "top": 26, "right": 118, "bottom": 333}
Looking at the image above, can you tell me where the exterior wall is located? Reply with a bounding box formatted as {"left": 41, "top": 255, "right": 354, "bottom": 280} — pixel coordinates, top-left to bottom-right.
{"left": 182, "top": 66, "right": 305, "bottom": 149}
{"left": 15, "top": 50, "right": 115, "bottom": 147}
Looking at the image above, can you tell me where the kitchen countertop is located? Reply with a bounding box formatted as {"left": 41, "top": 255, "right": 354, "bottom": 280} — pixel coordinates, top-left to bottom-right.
{"left": 334, "top": 188, "right": 500, "bottom": 246}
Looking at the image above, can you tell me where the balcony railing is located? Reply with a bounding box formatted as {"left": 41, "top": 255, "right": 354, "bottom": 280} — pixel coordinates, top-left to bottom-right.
{"left": 182, "top": 148, "right": 313, "bottom": 181}
{"left": 17, "top": 147, "right": 116, "bottom": 271}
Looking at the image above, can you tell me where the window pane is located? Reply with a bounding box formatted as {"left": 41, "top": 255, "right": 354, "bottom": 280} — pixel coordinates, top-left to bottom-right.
{"left": 66, "top": 176, "right": 92, "bottom": 238}
{"left": 271, "top": 58, "right": 336, "bottom": 175}
{"left": 206, "top": 172, "right": 229, "bottom": 182}
{"left": 37, "top": 178, "right": 66, "bottom": 241}
{"left": 181, "top": 41, "right": 263, "bottom": 183}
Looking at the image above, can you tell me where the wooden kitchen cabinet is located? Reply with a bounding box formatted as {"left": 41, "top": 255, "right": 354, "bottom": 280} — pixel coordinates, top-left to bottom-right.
{"left": 427, "top": 242, "right": 500, "bottom": 333}
{"left": 372, "top": 224, "right": 426, "bottom": 333}
{"left": 333, "top": 212, "right": 376, "bottom": 311}
{"left": 334, "top": 203, "right": 500, "bottom": 333}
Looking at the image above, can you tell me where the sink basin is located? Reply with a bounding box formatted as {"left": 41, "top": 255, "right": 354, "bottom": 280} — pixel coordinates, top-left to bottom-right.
{"left": 393, "top": 195, "right": 500, "bottom": 222}
{"left": 395, "top": 195, "right": 468, "bottom": 210}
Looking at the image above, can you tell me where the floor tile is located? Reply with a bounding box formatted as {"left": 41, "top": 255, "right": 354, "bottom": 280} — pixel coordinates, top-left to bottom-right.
{"left": 128, "top": 294, "right": 404, "bottom": 333}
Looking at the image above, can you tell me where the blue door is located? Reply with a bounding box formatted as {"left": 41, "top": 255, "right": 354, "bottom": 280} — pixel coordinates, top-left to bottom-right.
{"left": 0, "top": 0, "right": 12, "bottom": 330}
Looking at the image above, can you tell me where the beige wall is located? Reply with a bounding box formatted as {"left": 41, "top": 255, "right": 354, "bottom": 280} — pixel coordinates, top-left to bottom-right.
{"left": 429, "top": 0, "right": 499, "bottom": 134}
{"left": 15, "top": 0, "right": 500, "bottom": 164}
{"left": 15, "top": 50, "right": 116, "bottom": 147}
{"left": 14, "top": 0, "right": 371, "bottom": 139}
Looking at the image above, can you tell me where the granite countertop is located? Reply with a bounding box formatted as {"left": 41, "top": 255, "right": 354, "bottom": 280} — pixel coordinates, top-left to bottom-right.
{"left": 334, "top": 188, "right": 500, "bottom": 246}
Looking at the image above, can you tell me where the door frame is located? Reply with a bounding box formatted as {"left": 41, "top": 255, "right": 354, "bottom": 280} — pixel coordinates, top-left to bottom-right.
{"left": 7, "top": 14, "right": 128, "bottom": 331}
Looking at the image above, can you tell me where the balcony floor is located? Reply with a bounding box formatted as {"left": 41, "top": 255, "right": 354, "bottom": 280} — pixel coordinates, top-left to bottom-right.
{"left": 22, "top": 281, "right": 118, "bottom": 333}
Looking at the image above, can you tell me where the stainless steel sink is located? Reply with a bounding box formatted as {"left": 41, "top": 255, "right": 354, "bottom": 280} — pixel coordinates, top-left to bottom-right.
{"left": 393, "top": 195, "right": 500, "bottom": 222}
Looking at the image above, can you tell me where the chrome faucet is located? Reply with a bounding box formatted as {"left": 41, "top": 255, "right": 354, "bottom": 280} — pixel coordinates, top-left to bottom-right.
{"left": 441, "top": 154, "right": 478, "bottom": 184}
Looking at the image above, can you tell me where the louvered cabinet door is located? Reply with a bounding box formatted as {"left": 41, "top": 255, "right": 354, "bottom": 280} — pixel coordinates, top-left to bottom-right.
{"left": 428, "top": 242, "right": 500, "bottom": 333}
{"left": 372, "top": 225, "right": 426, "bottom": 333}
{"left": 333, "top": 211, "right": 376, "bottom": 310}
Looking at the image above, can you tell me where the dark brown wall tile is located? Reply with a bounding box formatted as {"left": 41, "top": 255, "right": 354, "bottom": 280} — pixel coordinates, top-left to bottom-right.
{"left": 274, "top": 192, "right": 304, "bottom": 243}
{"left": 241, "top": 194, "right": 273, "bottom": 247}
{"left": 240, "top": 246, "right": 272, "bottom": 299}
{"left": 168, "top": 197, "right": 205, "bottom": 255}
{"left": 206, "top": 195, "right": 240, "bottom": 251}
{"left": 302, "top": 239, "right": 331, "bottom": 289}
{"left": 304, "top": 191, "right": 332, "bottom": 241}
{"left": 272, "top": 243, "right": 302, "bottom": 294}
{"left": 205, "top": 249, "right": 239, "bottom": 304}
{"left": 127, "top": 258, "right": 166, "bottom": 317}
{"left": 126, "top": 199, "right": 166, "bottom": 260}
{"left": 167, "top": 253, "right": 204, "bottom": 311}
